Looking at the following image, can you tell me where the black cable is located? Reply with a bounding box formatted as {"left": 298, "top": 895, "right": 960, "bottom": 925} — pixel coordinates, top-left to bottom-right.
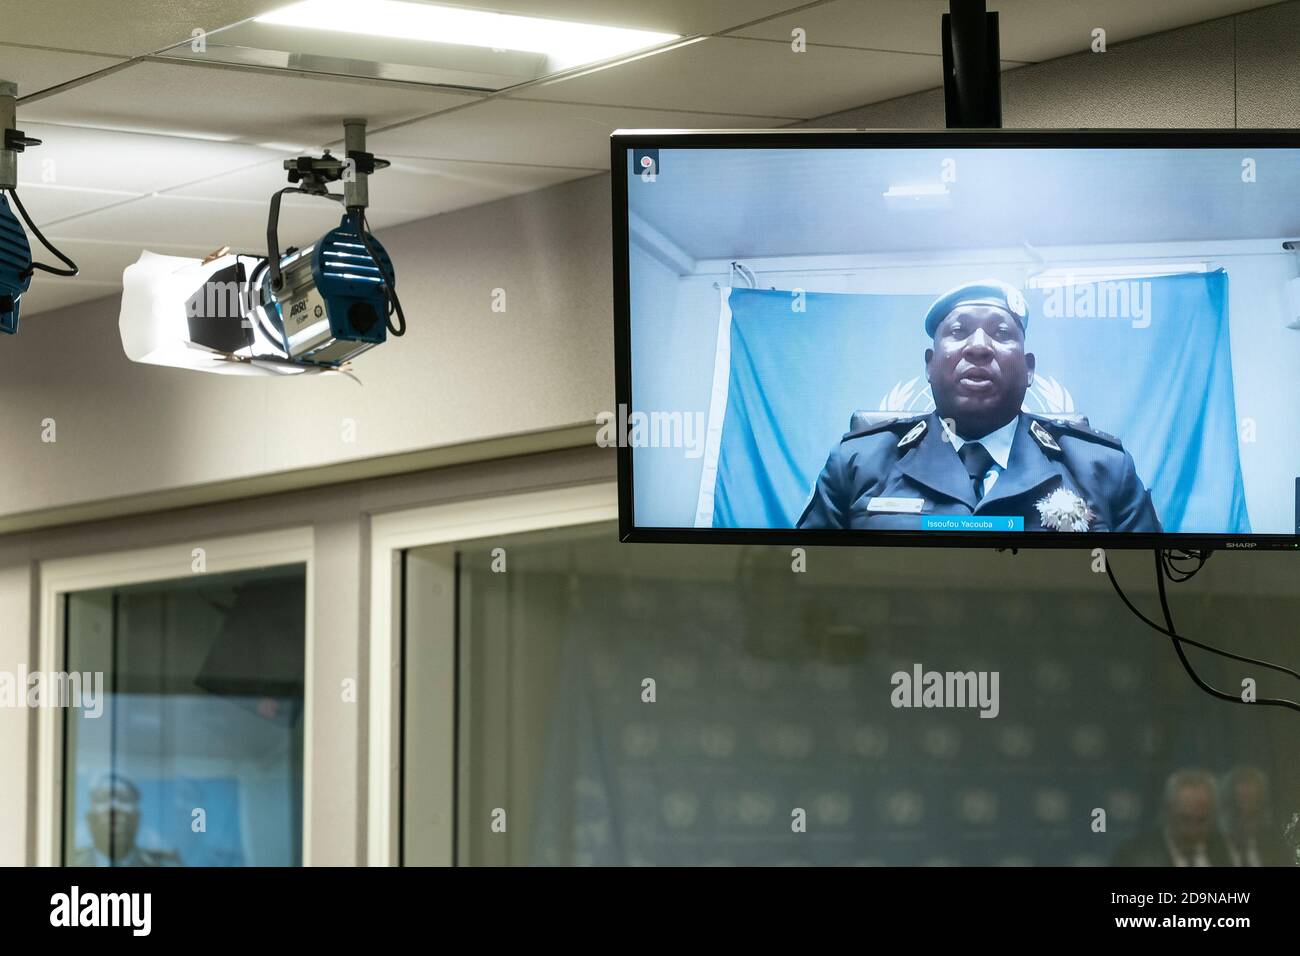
{"left": 1149, "top": 550, "right": 1293, "bottom": 709}
{"left": 1103, "top": 550, "right": 1300, "bottom": 713}
{"left": 1103, "top": 559, "right": 1300, "bottom": 680}
{"left": 243, "top": 256, "right": 284, "bottom": 354}
{"left": 3, "top": 187, "right": 78, "bottom": 277}
{"left": 352, "top": 206, "right": 405, "bottom": 338}
{"left": 1161, "top": 548, "right": 1210, "bottom": 583}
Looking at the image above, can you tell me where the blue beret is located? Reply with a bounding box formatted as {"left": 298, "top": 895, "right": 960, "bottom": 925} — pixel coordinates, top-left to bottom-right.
{"left": 924, "top": 279, "right": 1029, "bottom": 338}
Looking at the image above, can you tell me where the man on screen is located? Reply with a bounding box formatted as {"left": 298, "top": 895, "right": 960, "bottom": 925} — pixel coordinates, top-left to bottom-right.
{"left": 797, "top": 279, "right": 1161, "bottom": 533}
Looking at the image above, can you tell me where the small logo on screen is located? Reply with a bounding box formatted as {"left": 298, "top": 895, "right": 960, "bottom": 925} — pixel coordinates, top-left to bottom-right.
{"left": 633, "top": 148, "right": 659, "bottom": 178}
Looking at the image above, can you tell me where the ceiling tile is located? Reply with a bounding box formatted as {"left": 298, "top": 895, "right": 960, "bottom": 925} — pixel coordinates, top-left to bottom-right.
{"left": 47, "top": 192, "right": 347, "bottom": 254}
{"left": 0, "top": 1, "right": 288, "bottom": 57}
{"left": 363, "top": 157, "right": 596, "bottom": 226}
{"left": 730, "top": 0, "right": 946, "bottom": 55}
{"left": 163, "top": 157, "right": 336, "bottom": 202}
{"left": 0, "top": 45, "right": 125, "bottom": 97}
{"left": 417, "top": 1, "right": 803, "bottom": 37}
{"left": 732, "top": 0, "right": 1286, "bottom": 62}
{"left": 17, "top": 123, "right": 281, "bottom": 195}
{"left": 168, "top": 154, "right": 595, "bottom": 225}
{"left": 3, "top": 184, "right": 137, "bottom": 223}
{"left": 514, "top": 37, "right": 940, "bottom": 118}
{"left": 369, "top": 99, "right": 789, "bottom": 169}
{"left": 28, "top": 237, "right": 210, "bottom": 286}
{"left": 21, "top": 60, "right": 481, "bottom": 147}
{"left": 997, "top": 0, "right": 1283, "bottom": 61}
{"left": 1001, "top": 17, "right": 1235, "bottom": 127}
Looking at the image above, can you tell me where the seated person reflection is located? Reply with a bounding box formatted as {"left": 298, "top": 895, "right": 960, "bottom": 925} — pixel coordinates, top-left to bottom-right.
{"left": 70, "top": 772, "right": 180, "bottom": 867}
{"left": 1114, "top": 768, "right": 1230, "bottom": 867}
{"left": 1221, "top": 766, "right": 1291, "bottom": 867}
{"left": 797, "top": 280, "right": 1161, "bottom": 532}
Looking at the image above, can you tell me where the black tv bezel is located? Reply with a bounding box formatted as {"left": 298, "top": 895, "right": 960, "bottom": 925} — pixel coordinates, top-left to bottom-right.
{"left": 611, "top": 127, "right": 1300, "bottom": 551}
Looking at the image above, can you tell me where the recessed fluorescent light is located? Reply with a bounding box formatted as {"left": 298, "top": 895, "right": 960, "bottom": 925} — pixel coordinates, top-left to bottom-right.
{"left": 882, "top": 184, "right": 949, "bottom": 198}
{"left": 257, "top": 0, "right": 679, "bottom": 62}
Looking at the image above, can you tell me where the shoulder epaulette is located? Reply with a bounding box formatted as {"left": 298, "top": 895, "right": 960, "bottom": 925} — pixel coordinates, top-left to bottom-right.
{"left": 1030, "top": 414, "right": 1123, "bottom": 451}
{"left": 842, "top": 413, "right": 926, "bottom": 442}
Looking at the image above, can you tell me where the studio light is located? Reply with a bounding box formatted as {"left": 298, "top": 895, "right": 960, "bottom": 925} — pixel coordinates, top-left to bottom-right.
{"left": 0, "top": 80, "right": 79, "bottom": 333}
{"left": 120, "top": 119, "right": 404, "bottom": 376}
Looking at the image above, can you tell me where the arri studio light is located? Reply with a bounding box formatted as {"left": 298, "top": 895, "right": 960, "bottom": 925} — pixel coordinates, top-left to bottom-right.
{"left": 120, "top": 119, "right": 405, "bottom": 377}
{"left": 0, "top": 80, "right": 80, "bottom": 335}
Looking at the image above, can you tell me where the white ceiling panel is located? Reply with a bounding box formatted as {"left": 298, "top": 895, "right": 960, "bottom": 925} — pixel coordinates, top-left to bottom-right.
{"left": 512, "top": 37, "right": 941, "bottom": 119}
{"left": 20, "top": 60, "right": 481, "bottom": 147}
{"left": 362, "top": 157, "right": 596, "bottom": 226}
{"left": 167, "top": 154, "right": 596, "bottom": 226}
{"left": 368, "top": 99, "right": 790, "bottom": 169}
{"left": 16, "top": 123, "right": 281, "bottom": 194}
{"left": 3, "top": 184, "right": 136, "bottom": 223}
{"left": 732, "top": 0, "right": 1285, "bottom": 62}
{"left": 46, "top": 192, "right": 347, "bottom": 254}
{"left": 27, "top": 237, "right": 213, "bottom": 286}
{"left": 162, "top": 157, "right": 338, "bottom": 202}
{"left": 0, "top": 45, "right": 126, "bottom": 96}
{"left": 0, "top": 1, "right": 289, "bottom": 57}
{"left": 413, "top": 0, "right": 805, "bottom": 37}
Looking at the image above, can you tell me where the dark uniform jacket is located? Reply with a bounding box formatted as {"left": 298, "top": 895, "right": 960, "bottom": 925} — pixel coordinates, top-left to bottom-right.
{"left": 68, "top": 845, "right": 181, "bottom": 866}
{"left": 796, "top": 411, "right": 1161, "bottom": 533}
{"left": 1112, "top": 830, "right": 1232, "bottom": 867}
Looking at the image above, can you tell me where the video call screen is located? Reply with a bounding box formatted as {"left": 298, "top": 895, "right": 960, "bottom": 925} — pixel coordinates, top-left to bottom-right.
{"left": 613, "top": 131, "right": 1300, "bottom": 548}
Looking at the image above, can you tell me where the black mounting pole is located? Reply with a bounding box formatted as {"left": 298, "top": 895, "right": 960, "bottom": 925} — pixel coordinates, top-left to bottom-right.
{"left": 942, "top": 0, "right": 1002, "bottom": 129}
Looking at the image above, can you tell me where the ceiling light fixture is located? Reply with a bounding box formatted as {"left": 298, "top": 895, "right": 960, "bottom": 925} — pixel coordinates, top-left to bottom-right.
{"left": 257, "top": 0, "right": 679, "bottom": 65}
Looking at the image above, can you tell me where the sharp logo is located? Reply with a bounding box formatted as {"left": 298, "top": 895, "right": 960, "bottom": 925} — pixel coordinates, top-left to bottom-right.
{"left": 1225, "top": 541, "right": 1256, "bottom": 549}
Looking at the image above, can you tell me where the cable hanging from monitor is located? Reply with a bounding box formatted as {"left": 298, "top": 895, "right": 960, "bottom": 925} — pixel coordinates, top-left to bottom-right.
{"left": 1, "top": 186, "right": 78, "bottom": 277}
{"left": 1104, "top": 548, "right": 1300, "bottom": 714}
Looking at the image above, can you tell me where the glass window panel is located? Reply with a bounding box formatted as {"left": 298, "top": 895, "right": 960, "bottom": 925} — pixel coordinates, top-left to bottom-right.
{"left": 62, "top": 564, "right": 306, "bottom": 867}
{"left": 403, "top": 522, "right": 1299, "bottom": 867}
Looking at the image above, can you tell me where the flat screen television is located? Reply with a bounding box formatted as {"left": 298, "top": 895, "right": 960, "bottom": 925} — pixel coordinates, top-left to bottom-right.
{"left": 611, "top": 129, "right": 1300, "bottom": 550}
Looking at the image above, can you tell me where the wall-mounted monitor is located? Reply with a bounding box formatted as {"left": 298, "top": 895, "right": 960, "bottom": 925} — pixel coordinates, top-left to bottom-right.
{"left": 612, "top": 129, "right": 1300, "bottom": 549}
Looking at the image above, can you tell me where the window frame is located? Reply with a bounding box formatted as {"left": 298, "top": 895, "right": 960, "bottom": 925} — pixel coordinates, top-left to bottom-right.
{"left": 36, "top": 527, "right": 314, "bottom": 867}
{"left": 367, "top": 482, "right": 617, "bottom": 866}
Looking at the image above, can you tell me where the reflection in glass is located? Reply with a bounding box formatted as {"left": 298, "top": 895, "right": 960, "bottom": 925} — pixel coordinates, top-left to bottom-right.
{"left": 63, "top": 565, "right": 306, "bottom": 866}
{"left": 404, "top": 523, "right": 1299, "bottom": 866}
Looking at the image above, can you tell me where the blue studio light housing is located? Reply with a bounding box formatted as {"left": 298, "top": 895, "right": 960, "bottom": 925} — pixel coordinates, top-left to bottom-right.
{"left": 261, "top": 212, "right": 394, "bottom": 368}
{"left": 0, "top": 193, "right": 32, "bottom": 335}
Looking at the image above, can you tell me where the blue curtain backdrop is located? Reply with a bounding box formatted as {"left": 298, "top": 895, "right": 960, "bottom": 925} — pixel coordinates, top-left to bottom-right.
{"left": 711, "top": 273, "right": 1250, "bottom": 533}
